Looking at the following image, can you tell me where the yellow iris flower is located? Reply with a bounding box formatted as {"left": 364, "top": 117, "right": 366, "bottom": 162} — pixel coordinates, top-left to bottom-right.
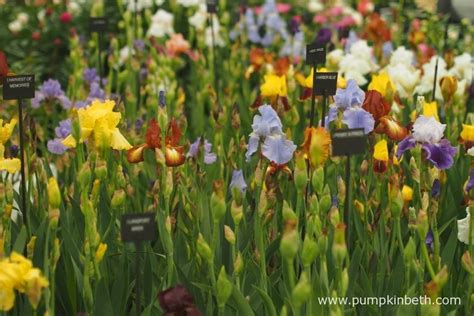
{"left": 423, "top": 101, "right": 439, "bottom": 121}
{"left": 63, "top": 99, "right": 131, "bottom": 150}
{"left": 373, "top": 139, "right": 389, "bottom": 162}
{"left": 461, "top": 124, "right": 474, "bottom": 142}
{"left": 260, "top": 74, "right": 288, "bottom": 97}
{"left": 0, "top": 119, "right": 20, "bottom": 173}
{"left": 0, "top": 252, "right": 48, "bottom": 311}
{"left": 368, "top": 73, "right": 396, "bottom": 98}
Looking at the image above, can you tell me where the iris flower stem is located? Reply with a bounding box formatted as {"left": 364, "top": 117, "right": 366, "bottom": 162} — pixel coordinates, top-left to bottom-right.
{"left": 421, "top": 242, "right": 436, "bottom": 279}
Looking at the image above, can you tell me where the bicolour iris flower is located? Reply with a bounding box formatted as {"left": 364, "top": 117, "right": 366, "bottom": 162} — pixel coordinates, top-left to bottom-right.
{"left": 127, "top": 119, "right": 186, "bottom": 167}
{"left": 460, "top": 124, "right": 474, "bottom": 150}
{"left": 373, "top": 139, "right": 389, "bottom": 173}
{"left": 62, "top": 99, "right": 131, "bottom": 150}
{"left": 253, "top": 74, "right": 291, "bottom": 111}
{"left": 397, "top": 115, "right": 457, "bottom": 170}
{"left": 301, "top": 127, "right": 331, "bottom": 169}
{"left": 246, "top": 105, "right": 296, "bottom": 165}
{"left": 32, "top": 79, "right": 71, "bottom": 109}
{"left": 0, "top": 119, "right": 21, "bottom": 173}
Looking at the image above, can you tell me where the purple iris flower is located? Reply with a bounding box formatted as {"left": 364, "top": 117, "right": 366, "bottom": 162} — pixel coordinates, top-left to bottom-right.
{"left": 55, "top": 119, "right": 72, "bottom": 138}
{"left": 425, "top": 230, "right": 434, "bottom": 252}
{"left": 47, "top": 139, "right": 68, "bottom": 155}
{"left": 32, "top": 79, "right": 71, "bottom": 109}
{"left": 83, "top": 68, "right": 99, "bottom": 84}
{"left": 288, "top": 16, "right": 300, "bottom": 35}
{"left": 88, "top": 82, "right": 105, "bottom": 100}
{"left": 396, "top": 136, "right": 417, "bottom": 158}
{"left": 334, "top": 79, "right": 365, "bottom": 109}
{"left": 9, "top": 145, "right": 18, "bottom": 158}
{"left": 431, "top": 179, "right": 441, "bottom": 198}
{"left": 467, "top": 169, "right": 474, "bottom": 192}
{"left": 421, "top": 139, "right": 457, "bottom": 170}
{"left": 342, "top": 107, "right": 375, "bottom": 134}
{"left": 230, "top": 169, "right": 247, "bottom": 193}
{"left": 315, "top": 28, "right": 332, "bottom": 46}
{"left": 323, "top": 106, "right": 338, "bottom": 129}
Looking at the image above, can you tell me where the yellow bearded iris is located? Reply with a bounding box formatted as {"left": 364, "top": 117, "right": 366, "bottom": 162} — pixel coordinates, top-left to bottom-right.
{"left": 461, "top": 124, "right": 474, "bottom": 142}
{"left": 373, "top": 139, "right": 389, "bottom": 162}
{"left": 368, "top": 73, "right": 396, "bottom": 99}
{"left": 62, "top": 99, "right": 131, "bottom": 150}
{"left": 423, "top": 101, "right": 439, "bottom": 121}
{"left": 260, "top": 74, "right": 287, "bottom": 97}
{"left": 0, "top": 119, "right": 17, "bottom": 144}
{"left": 301, "top": 127, "right": 331, "bottom": 169}
{"left": 0, "top": 252, "right": 48, "bottom": 311}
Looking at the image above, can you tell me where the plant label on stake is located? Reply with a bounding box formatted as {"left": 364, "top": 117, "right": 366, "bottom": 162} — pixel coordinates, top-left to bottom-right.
{"left": 121, "top": 213, "right": 157, "bottom": 316}
{"left": 90, "top": 17, "right": 108, "bottom": 88}
{"left": 207, "top": 0, "right": 217, "bottom": 13}
{"left": 332, "top": 128, "right": 367, "bottom": 245}
{"left": 314, "top": 72, "right": 338, "bottom": 127}
{"left": 305, "top": 43, "right": 326, "bottom": 127}
{"left": 305, "top": 43, "right": 326, "bottom": 65}
{"left": 2, "top": 74, "right": 35, "bottom": 230}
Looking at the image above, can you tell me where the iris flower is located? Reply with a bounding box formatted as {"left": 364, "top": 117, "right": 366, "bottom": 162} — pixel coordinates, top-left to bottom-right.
{"left": 187, "top": 137, "right": 217, "bottom": 165}
{"left": 47, "top": 119, "right": 72, "bottom": 155}
{"left": 0, "top": 119, "right": 21, "bottom": 173}
{"left": 458, "top": 208, "right": 473, "bottom": 244}
{"left": 460, "top": 124, "right": 474, "bottom": 150}
{"left": 301, "top": 127, "right": 331, "bottom": 169}
{"left": 373, "top": 139, "right": 389, "bottom": 173}
{"left": 229, "top": 170, "right": 247, "bottom": 193}
{"left": 397, "top": 116, "right": 457, "bottom": 170}
{"left": 62, "top": 99, "right": 131, "bottom": 150}
{"left": 246, "top": 105, "right": 296, "bottom": 165}
{"left": 31, "top": 79, "right": 71, "bottom": 109}
{"left": 127, "top": 119, "right": 185, "bottom": 167}
{"left": 253, "top": 74, "right": 290, "bottom": 111}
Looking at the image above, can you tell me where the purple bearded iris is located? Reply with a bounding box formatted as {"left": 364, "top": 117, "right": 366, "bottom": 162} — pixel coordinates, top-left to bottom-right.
{"left": 32, "top": 79, "right": 71, "bottom": 109}
{"left": 246, "top": 104, "right": 296, "bottom": 165}
{"left": 397, "top": 116, "right": 457, "bottom": 170}
{"left": 315, "top": 28, "right": 332, "bottom": 46}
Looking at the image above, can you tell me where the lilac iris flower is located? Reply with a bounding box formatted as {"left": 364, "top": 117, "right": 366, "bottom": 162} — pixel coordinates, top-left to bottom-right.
{"left": 48, "top": 119, "right": 72, "bottom": 155}
{"left": 32, "top": 79, "right": 71, "bottom": 109}
{"left": 47, "top": 139, "right": 68, "bottom": 155}
{"left": 334, "top": 79, "right": 365, "bottom": 109}
{"left": 246, "top": 105, "right": 296, "bottom": 164}
{"left": 382, "top": 41, "right": 394, "bottom": 58}
{"left": 344, "top": 31, "right": 359, "bottom": 54}
{"left": 84, "top": 68, "right": 99, "bottom": 84}
{"left": 187, "top": 137, "right": 217, "bottom": 165}
{"left": 467, "top": 169, "right": 474, "bottom": 192}
{"left": 262, "top": 134, "right": 296, "bottom": 165}
{"left": 230, "top": 169, "right": 247, "bottom": 193}
{"left": 397, "top": 116, "right": 457, "bottom": 170}
{"left": 55, "top": 119, "right": 72, "bottom": 138}
{"left": 342, "top": 107, "right": 375, "bottom": 134}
